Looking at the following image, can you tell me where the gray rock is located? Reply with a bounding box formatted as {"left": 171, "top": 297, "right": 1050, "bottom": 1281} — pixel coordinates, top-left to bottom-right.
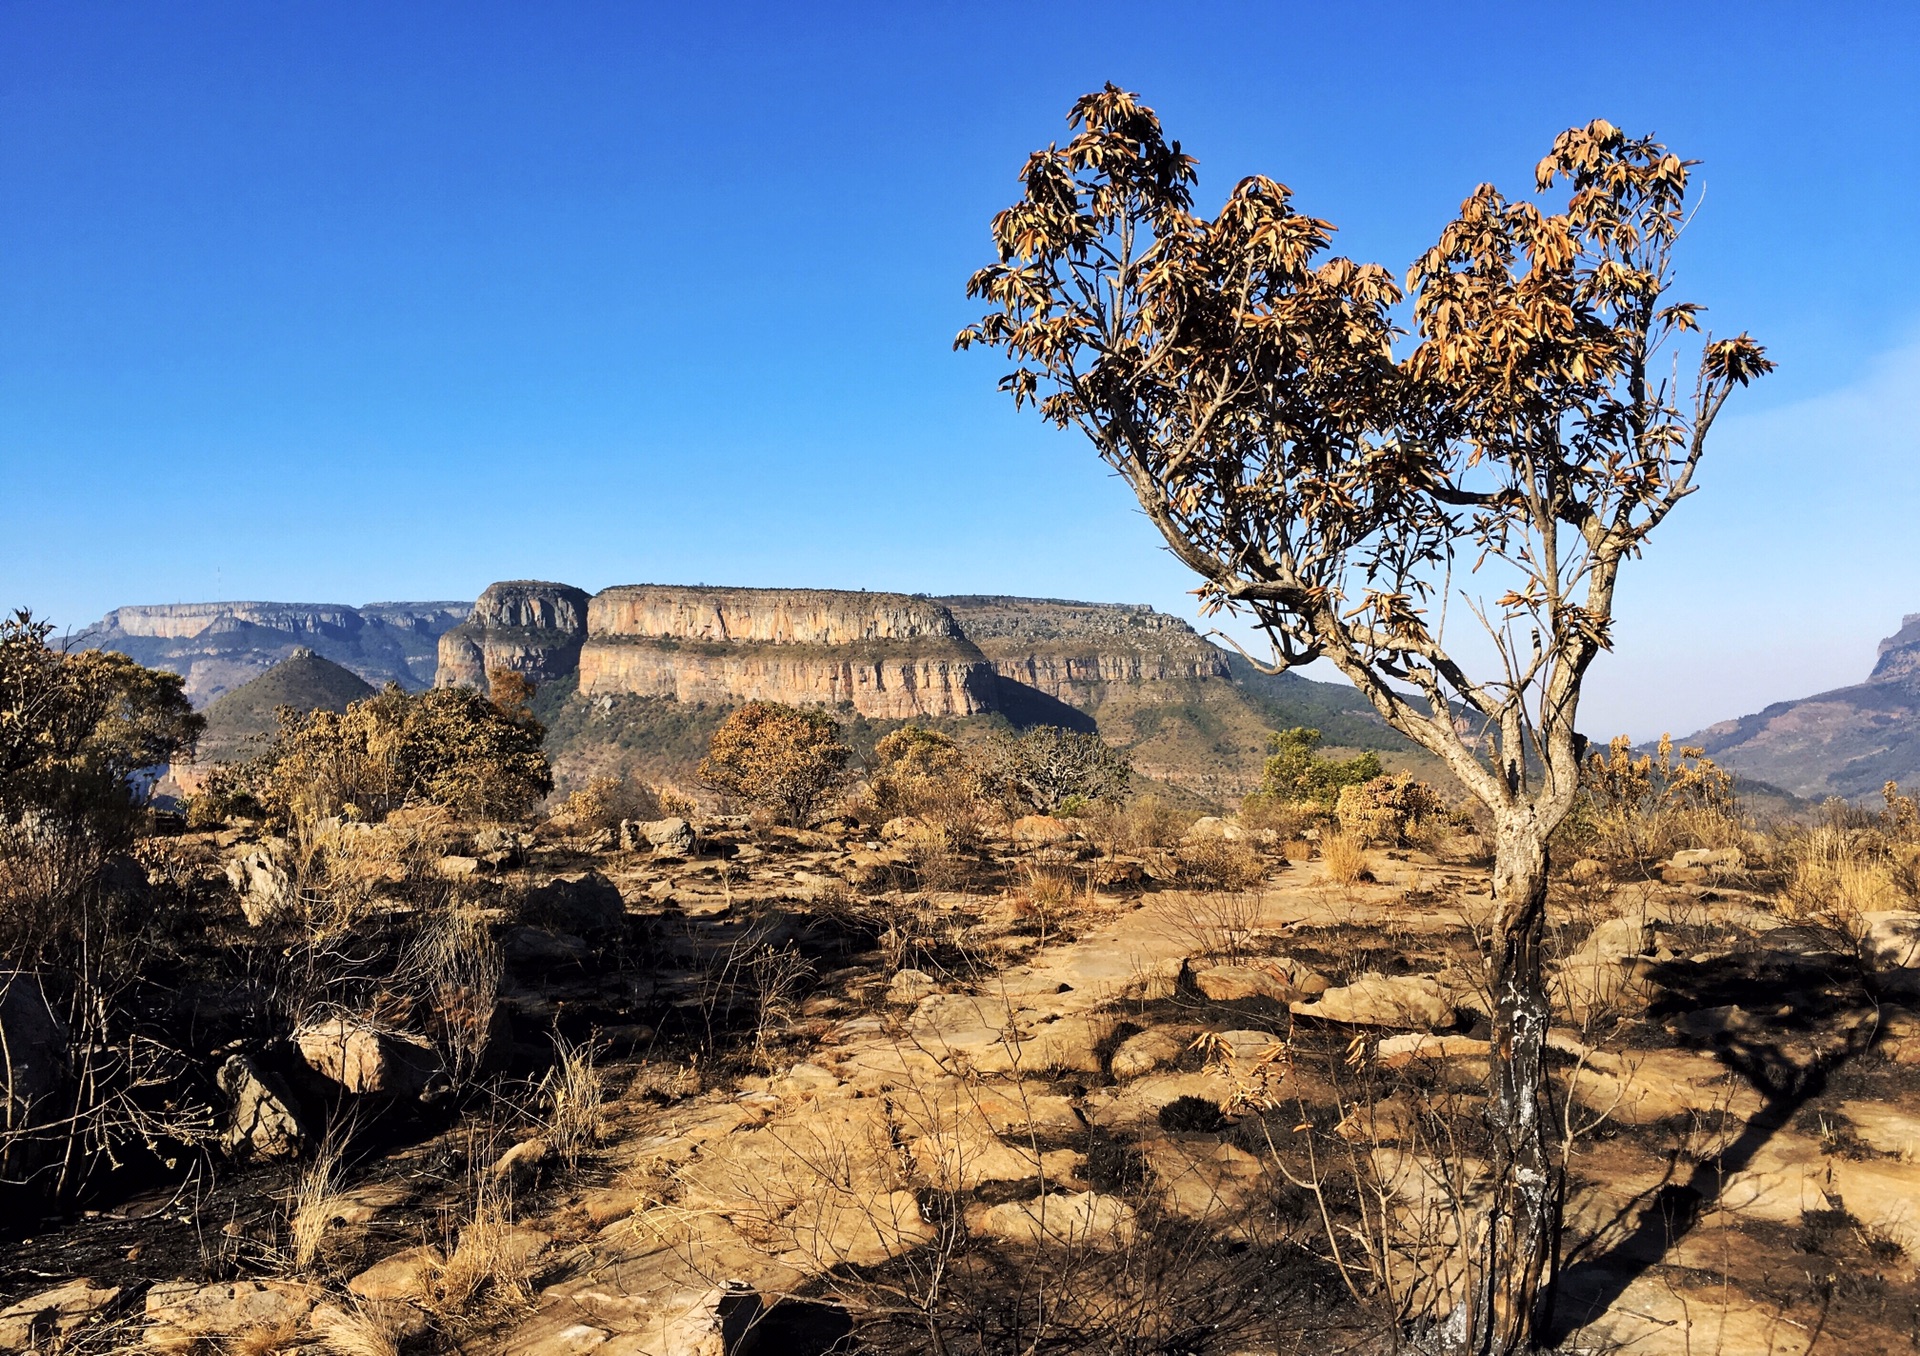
{"left": 472, "top": 825, "right": 529, "bottom": 867}
{"left": 887, "top": 969, "right": 939, "bottom": 1005}
{"left": 0, "top": 974, "right": 67, "bottom": 1133}
{"left": 225, "top": 845, "right": 292, "bottom": 926}
{"left": 216, "top": 1053, "right": 308, "bottom": 1159}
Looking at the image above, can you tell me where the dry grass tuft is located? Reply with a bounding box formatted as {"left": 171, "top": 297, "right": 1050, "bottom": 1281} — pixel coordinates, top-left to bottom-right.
{"left": 311, "top": 1300, "right": 408, "bottom": 1356}
{"left": 432, "top": 1178, "right": 534, "bottom": 1315}
{"left": 286, "top": 1132, "right": 348, "bottom": 1273}
{"left": 1320, "top": 830, "right": 1369, "bottom": 885}
{"left": 541, "top": 1033, "right": 607, "bottom": 1170}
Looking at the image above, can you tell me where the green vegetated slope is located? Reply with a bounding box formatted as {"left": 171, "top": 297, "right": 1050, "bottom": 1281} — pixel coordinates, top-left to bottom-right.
{"left": 535, "top": 653, "right": 1445, "bottom": 811}
{"left": 195, "top": 649, "right": 377, "bottom": 764}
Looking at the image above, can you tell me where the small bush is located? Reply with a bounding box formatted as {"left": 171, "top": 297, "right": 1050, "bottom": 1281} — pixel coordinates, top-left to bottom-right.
{"left": 699, "top": 702, "right": 851, "bottom": 826}
{"left": 1562, "top": 734, "right": 1740, "bottom": 866}
{"left": 247, "top": 684, "right": 551, "bottom": 827}
{"left": 1335, "top": 772, "right": 1448, "bottom": 846}
{"left": 1251, "top": 727, "right": 1380, "bottom": 809}
{"left": 1085, "top": 793, "right": 1191, "bottom": 853}
{"left": 1179, "top": 836, "right": 1265, "bottom": 890}
{"left": 558, "top": 773, "right": 661, "bottom": 833}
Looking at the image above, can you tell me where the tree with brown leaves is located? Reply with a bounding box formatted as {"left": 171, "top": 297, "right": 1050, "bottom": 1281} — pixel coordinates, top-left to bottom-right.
{"left": 959, "top": 86, "right": 1770, "bottom": 1354}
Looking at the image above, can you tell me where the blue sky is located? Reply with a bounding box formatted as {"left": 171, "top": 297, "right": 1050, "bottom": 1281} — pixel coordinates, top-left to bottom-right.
{"left": 3, "top": 1, "right": 1917, "bottom": 738}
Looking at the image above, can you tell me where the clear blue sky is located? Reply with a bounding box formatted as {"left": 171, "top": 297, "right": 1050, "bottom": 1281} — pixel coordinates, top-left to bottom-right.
{"left": 4, "top": 1, "right": 1917, "bottom": 738}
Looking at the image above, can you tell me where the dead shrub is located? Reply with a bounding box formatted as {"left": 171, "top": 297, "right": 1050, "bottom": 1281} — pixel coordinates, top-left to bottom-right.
{"left": 1178, "top": 835, "right": 1265, "bottom": 890}
{"left": 411, "top": 898, "right": 505, "bottom": 1084}
{"left": 431, "top": 1177, "right": 534, "bottom": 1315}
{"left": 1086, "top": 793, "right": 1193, "bottom": 853}
{"left": 1161, "top": 889, "right": 1263, "bottom": 962}
{"left": 556, "top": 773, "right": 661, "bottom": 833}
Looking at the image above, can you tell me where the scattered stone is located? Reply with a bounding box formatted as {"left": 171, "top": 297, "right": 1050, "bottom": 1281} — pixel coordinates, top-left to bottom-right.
{"left": 473, "top": 825, "right": 529, "bottom": 867}
{"left": 295, "top": 1017, "right": 441, "bottom": 1097}
{"left": 1671, "top": 847, "right": 1745, "bottom": 872}
{"left": 1010, "top": 815, "right": 1076, "bottom": 846}
{"left": 1109, "top": 1027, "right": 1191, "bottom": 1080}
{"left": 492, "top": 1137, "right": 551, "bottom": 1189}
{"left": 216, "top": 1053, "right": 307, "bottom": 1159}
{"left": 1192, "top": 962, "right": 1297, "bottom": 1003}
{"left": 225, "top": 845, "right": 293, "bottom": 925}
{"left": 436, "top": 854, "right": 483, "bottom": 879}
{"left": 879, "top": 816, "right": 927, "bottom": 842}
{"left": 887, "top": 969, "right": 939, "bottom": 1005}
{"left": 0, "top": 1279, "right": 120, "bottom": 1349}
{"left": 966, "top": 1191, "right": 1137, "bottom": 1251}
{"left": 1290, "top": 973, "right": 1456, "bottom": 1030}
{"left": 1568, "top": 858, "right": 1609, "bottom": 885}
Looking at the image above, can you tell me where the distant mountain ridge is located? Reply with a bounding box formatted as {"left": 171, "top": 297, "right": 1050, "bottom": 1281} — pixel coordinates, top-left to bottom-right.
{"left": 1685, "top": 613, "right": 1920, "bottom": 800}
{"left": 73, "top": 599, "right": 470, "bottom": 706}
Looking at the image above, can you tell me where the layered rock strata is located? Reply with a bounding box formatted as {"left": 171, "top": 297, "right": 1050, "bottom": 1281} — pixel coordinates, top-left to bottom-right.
{"left": 436, "top": 582, "right": 591, "bottom": 689}
{"left": 937, "top": 595, "right": 1229, "bottom": 704}
{"left": 578, "top": 586, "right": 995, "bottom": 718}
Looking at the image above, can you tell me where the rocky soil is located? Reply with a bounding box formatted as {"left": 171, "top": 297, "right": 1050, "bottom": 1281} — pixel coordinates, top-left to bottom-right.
{"left": 5, "top": 819, "right": 1919, "bottom": 1354}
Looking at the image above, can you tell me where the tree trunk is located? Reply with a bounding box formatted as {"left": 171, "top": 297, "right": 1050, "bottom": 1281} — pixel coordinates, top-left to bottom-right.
{"left": 1464, "top": 818, "right": 1562, "bottom": 1355}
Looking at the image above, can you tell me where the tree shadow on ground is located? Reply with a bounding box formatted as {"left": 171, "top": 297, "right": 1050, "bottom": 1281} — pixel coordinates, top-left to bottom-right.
{"left": 1549, "top": 934, "right": 1885, "bottom": 1342}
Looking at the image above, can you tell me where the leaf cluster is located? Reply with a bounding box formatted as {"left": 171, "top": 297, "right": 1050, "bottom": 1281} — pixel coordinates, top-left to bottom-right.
{"left": 1248, "top": 726, "right": 1381, "bottom": 811}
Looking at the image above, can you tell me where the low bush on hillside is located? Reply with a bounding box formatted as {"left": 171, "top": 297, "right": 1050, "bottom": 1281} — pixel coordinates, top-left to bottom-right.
{"left": 244, "top": 680, "right": 552, "bottom": 827}
{"left": 1244, "top": 726, "right": 1381, "bottom": 814}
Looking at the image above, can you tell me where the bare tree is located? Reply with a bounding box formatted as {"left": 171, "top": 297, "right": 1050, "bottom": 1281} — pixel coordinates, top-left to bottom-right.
{"left": 958, "top": 86, "right": 1770, "bottom": 1354}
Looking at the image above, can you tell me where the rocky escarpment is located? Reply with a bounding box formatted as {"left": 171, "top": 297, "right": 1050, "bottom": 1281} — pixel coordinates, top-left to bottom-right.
{"left": 73, "top": 600, "right": 469, "bottom": 705}
{"left": 435, "top": 581, "right": 591, "bottom": 690}
{"left": 1686, "top": 611, "right": 1920, "bottom": 800}
{"left": 578, "top": 585, "right": 995, "bottom": 718}
{"left": 937, "top": 595, "right": 1230, "bottom": 705}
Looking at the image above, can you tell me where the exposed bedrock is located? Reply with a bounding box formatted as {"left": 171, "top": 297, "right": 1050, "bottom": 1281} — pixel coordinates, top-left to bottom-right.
{"left": 436, "top": 581, "right": 591, "bottom": 689}
{"left": 936, "top": 595, "right": 1229, "bottom": 703}
{"left": 588, "top": 585, "right": 965, "bottom": 645}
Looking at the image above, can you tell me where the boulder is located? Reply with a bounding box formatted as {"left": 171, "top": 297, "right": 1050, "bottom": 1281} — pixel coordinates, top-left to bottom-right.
{"left": 435, "top": 855, "right": 483, "bottom": 879}
{"left": 503, "top": 927, "right": 594, "bottom": 970}
{"left": 1567, "top": 858, "right": 1610, "bottom": 886}
{"left": 879, "top": 816, "right": 927, "bottom": 842}
{"left": 1191, "top": 962, "right": 1298, "bottom": 1004}
{"left": 347, "top": 1245, "right": 443, "bottom": 1303}
{"left": 143, "top": 1279, "right": 316, "bottom": 1344}
{"left": 626, "top": 817, "right": 695, "bottom": 856}
{"left": 522, "top": 871, "right": 626, "bottom": 936}
{"left": 1859, "top": 911, "right": 1920, "bottom": 972}
{"left": 216, "top": 1053, "right": 308, "bottom": 1159}
{"left": 966, "top": 1191, "right": 1137, "bottom": 1251}
{"left": 0, "top": 974, "right": 67, "bottom": 1134}
{"left": 1109, "top": 1027, "right": 1191, "bottom": 1080}
{"left": 1182, "top": 816, "right": 1245, "bottom": 843}
{"left": 1375, "top": 1033, "right": 1492, "bottom": 1069}
{"left": 473, "top": 825, "right": 529, "bottom": 867}
{"left": 294, "top": 1018, "right": 441, "bottom": 1097}
{"left": 1010, "top": 815, "right": 1076, "bottom": 847}
{"left": 0, "top": 1279, "right": 120, "bottom": 1349}
{"left": 1289, "top": 974, "right": 1457, "bottom": 1030}
{"left": 225, "top": 845, "right": 293, "bottom": 926}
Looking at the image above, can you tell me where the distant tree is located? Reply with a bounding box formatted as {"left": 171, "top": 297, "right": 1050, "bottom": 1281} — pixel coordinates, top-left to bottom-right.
{"left": 960, "top": 87, "right": 1770, "bottom": 1353}
{"left": 973, "top": 726, "right": 1131, "bottom": 815}
{"left": 487, "top": 668, "right": 537, "bottom": 722}
{"left": 1251, "top": 727, "right": 1380, "bottom": 810}
{"left": 699, "top": 702, "right": 851, "bottom": 825}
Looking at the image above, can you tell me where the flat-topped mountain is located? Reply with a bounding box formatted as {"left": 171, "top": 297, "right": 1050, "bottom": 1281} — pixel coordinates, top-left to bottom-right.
{"left": 1685, "top": 612, "right": 1920, "bottom": 800}
{"left": 74, "top": 599, "right": 468, "bottom": 705}
{"left": 441, "top": 579, "right": 1421, "bottom": 801}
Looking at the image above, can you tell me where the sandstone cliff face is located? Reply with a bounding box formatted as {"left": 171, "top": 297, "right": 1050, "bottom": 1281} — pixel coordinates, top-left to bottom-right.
{"left": 937, "top": 595, "right": 1230, "bottom": 704}
{"left": 74, "top": 601, "right": 469, "bottom": 705}
{"left": 578, "top": 586, "right": 994, "bottom": 718}
{"left": 436, "top": 582, "right": 591, "bottom": 690}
